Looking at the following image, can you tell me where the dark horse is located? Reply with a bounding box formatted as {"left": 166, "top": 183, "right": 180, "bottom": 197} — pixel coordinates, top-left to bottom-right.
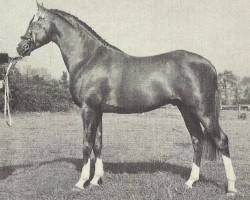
{"left": 17, "top": 3, "right": 237, "bottom": 195}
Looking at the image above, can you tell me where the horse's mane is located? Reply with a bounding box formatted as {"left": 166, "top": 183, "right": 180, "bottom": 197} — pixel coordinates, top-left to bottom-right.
{"left": 50, "top": 9, "right": 122, "bottom": 52}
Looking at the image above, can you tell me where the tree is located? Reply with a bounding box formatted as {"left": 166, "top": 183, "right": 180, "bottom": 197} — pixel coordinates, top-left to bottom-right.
{"left": 240, "top": 76, "right": 250, "bottom": 104}
{"left": 18, "top": 65, "right": 51, "bottom": 80}
{"left": 218, "top": 70, "right": 238, "bottom": 105}
{"left": 0, "top": 65, "right": 74, "bottom": 112}
{"left": 60, "top": 71, "right": 69, "bottom": 89}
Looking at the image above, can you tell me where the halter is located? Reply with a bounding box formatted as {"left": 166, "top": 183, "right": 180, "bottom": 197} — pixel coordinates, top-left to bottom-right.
{"left": 20, "top": 28, "right": 35, "bottom": 55}
{"left": 20, "top": 20, "right": 46, "bottom": 54}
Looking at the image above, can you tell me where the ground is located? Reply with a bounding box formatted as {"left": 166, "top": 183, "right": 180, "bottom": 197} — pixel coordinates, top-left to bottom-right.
{"left": 0, "top": 109, "right": 249, "bottom": 199}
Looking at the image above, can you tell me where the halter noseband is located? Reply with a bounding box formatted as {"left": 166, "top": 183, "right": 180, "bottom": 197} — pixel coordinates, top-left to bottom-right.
{"left": 20, "top": 21, "right": 45, "bottom": 54}
{"left": 21, "top": 35, "right": 32, "bottom": 40}
{"left": 21, "top": 21, "right": 43, "bottom": 40}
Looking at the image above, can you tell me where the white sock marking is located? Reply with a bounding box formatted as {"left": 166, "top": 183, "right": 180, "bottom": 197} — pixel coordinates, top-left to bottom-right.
{"left": 185, "top": 163, "right": 200, "bottom": 188}
{"left": 75, "top": 158, "right": 90, "bottom": 189}
{"left": 90, "top": 158, "right": 104, "bottom": 185}
{"left": 222, "top": 155, "right": 237, "bottom": 192}
{"left": 95, "top": 158, "right": 104, "bottom": 177}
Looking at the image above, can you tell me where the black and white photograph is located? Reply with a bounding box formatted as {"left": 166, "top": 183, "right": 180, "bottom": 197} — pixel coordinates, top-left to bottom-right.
{"left": 0, "top": 0, "right": 249, "bottom": 199}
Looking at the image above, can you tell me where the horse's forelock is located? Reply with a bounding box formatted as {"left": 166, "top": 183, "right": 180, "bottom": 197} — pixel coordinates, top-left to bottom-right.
{"left": 33, "top": 11, "right": 45, "bottom": 22}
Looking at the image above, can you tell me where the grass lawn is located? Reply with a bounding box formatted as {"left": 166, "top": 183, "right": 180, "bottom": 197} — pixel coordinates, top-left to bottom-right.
{"left": 0, "top": 109, "right": 249, "bottom": 199}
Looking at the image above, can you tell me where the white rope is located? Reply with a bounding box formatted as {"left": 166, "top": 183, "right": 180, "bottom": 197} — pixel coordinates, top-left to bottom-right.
{"left": 4, "top": 58, "right": 22, "bottom": 127}
{"left": 4, "top": 70, "right": 11, "bottom": 126}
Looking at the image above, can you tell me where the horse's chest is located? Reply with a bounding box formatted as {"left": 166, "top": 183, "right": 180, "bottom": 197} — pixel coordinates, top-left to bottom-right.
{"left": 70, "top": 75, "right": 111, "bottom": 108}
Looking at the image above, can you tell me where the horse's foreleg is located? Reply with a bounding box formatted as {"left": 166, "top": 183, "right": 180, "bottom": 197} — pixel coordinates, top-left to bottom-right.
{"left": 90, "top": 118, "right": 104, "bottom": 186}
{"left": 185, "top": 138, "right": 202, "bottom": 188}
{"left": 74, "top": 105, "right": 101, "bottom": 190}
{"left": 178, "top": 105, "right": 203, "bottom": 188}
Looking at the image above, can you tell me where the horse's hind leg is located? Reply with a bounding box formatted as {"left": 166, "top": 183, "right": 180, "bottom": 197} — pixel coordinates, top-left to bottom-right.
{"left": 219, "top": 127, "right": 237, "bottom": 195}
{"left": 178, "top": 104, "right": 203, "bottom": 188}
{"left": 198, "top": 110, "right": 237, "bottom": 194}
{"left": 90, "top": 118, "right": 104, "bottom": 186}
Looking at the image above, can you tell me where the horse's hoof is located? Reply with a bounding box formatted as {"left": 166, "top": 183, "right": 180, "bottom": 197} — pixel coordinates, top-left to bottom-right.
{"left": 185, "top": 181, "right": 193, "bottom": 189}
{"left": 71, "top": 186, "right": 84, "bottom": 192}
{"left": 227, "top": 189, "right": 237, "bottom": 198}
{"left": 184, "top": 183, "right": 193, "bottom": 189}
{"left": 89, "top": 183, "right": 100, "bottom": 189}
{"left": 90, "top": 177, "right": 103, "bottom": 186}
{"left": 227, "top": 192, "right": 236, "bottom": 198}
{"left": 97, "top": 178, "right": 103, "bottom": 185}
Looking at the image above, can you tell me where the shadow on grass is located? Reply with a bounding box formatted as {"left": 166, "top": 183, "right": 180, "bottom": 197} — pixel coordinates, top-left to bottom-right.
{"left": 0, "top": 164, "right": 32, "bottom": 180}
{"left": 0, "top": 158, "right": 220, "bottom": 188}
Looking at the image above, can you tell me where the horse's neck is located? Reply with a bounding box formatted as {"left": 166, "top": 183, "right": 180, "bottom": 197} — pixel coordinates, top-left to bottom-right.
{"left": 51, "top": 18, "right": 112, "bottom": 74}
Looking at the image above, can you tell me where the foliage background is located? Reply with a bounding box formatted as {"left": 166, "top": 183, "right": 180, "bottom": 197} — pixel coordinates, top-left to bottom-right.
{"left": 0, "top": 65, "right": 73, "bottom": 112}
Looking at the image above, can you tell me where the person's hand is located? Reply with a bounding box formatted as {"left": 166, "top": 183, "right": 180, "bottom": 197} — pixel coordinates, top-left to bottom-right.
{"left": 0, "top": 80, "right": 4, "bottom": 89}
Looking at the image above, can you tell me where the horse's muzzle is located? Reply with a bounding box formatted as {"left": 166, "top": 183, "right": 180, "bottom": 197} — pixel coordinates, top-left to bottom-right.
{"left": 16, "top": 44, "right": 31, "bottom": 56}
{"left": 16, "top": 45, "right": 22, "bottom": 56}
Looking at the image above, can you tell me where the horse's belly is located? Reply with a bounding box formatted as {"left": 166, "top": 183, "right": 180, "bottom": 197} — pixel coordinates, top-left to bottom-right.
{"left": 102, "top": 84, "right": 176, "bottom": 114}
{"left": 102, "top": 102, "right": 169, "bottom": 114}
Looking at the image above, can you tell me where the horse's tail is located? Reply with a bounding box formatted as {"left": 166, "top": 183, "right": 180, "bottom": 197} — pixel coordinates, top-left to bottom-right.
{"left": 202, "top": 130, "right": 218, "bottom": 161}
{"left": 202, "top": 79, "right": 220, "bottom": 161}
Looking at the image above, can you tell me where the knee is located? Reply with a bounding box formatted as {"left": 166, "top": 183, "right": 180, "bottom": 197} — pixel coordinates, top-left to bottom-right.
{"left": 83, "top": 143, "right": 92, "bottom": 161}
{"left": 93, "top": 132, "right": 102, "bottom": 157}
{"left": 93, "top": 143, "right": 102, "bottom": 157}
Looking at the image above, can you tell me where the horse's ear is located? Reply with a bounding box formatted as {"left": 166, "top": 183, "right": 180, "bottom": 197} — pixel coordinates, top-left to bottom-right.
{"left": 37, "top": 1, "right": 45, "bottom": 11}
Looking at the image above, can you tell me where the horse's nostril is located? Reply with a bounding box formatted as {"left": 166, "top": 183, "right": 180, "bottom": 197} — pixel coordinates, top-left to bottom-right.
{"left": 23, "top": 44, "right": 29, "bottom": 50}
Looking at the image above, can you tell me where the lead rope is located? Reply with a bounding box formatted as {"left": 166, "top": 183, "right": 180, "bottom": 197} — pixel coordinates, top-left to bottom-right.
{"left": 4, "top": 57, "right": 22, "bottom": 127}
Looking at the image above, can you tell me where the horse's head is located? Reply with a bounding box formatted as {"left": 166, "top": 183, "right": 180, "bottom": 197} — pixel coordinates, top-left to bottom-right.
{"left": 17, "top": 3, "right": 54, "bottom": 57}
